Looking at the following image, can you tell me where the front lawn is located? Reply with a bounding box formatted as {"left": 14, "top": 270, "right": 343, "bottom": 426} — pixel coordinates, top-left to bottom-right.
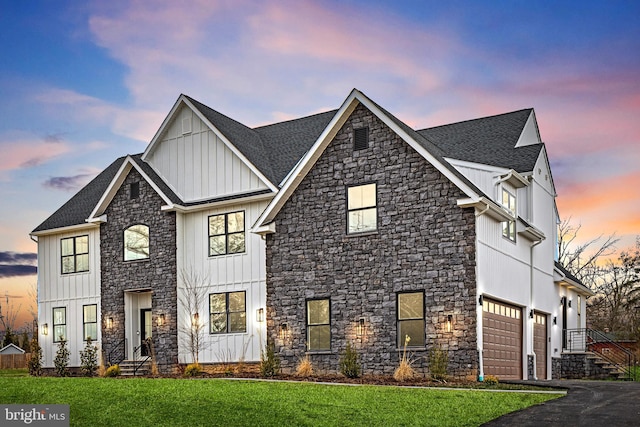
{"left": 0, "top": 376, "right": 561, "bottom": 426}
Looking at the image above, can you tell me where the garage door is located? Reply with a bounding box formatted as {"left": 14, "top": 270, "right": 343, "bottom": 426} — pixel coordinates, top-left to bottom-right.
{"left": 482, "top": 298, "right": 522, "bottom": 379}
{"left": 533, "top": 313, "right": 547, "bottom": 379}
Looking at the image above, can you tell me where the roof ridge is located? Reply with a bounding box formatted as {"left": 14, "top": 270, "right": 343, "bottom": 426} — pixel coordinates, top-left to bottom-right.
{"left": 252, "top": 109, "right": 338, "bottom": 130}
{"left": 418, "top": 108, "right": 533, "bottom": 132}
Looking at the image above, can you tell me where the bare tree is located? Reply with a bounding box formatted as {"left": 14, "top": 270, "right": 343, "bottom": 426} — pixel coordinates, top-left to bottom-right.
{"left": 178, "top": 268, "right": 210, "bottom": 364}
{"left": 0, "top": 291, "right": 23, "bottom": 333}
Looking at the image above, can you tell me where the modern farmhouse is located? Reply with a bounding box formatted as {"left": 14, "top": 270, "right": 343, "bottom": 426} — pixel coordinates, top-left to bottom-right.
{"left": 31, "top": 89, "right": 593, "bottom": 380}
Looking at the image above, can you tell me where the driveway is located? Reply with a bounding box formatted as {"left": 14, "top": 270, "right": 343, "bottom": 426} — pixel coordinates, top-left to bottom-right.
{"left": 483, "top": 380, "right": 640, "bottom": 426}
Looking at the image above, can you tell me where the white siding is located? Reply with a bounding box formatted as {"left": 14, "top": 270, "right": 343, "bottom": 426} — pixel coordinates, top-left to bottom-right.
{"left": 176, "top": 200, "right": 269, "bottom": 363}
{"left": 37, "top": 228, "right": 102, "bottom": 368}
{"left": 145, "top": 105, "right": 269, "bottom": 202}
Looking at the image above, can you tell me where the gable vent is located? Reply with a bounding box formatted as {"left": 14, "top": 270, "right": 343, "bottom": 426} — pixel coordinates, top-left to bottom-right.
{"left": 354, "top": 127, "right": 369, "bottom": 151}
{"left": 182, "top": 117, "right": 192, "bottom": 134}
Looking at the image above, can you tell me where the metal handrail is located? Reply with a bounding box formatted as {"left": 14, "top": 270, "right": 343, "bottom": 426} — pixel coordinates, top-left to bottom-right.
{"left": 564, "top": 328, "right": 637, "bottom": 381}
{"left": 131, "top": 338, "right": 152, "bottom": 376}
{"left": 107, "top": 338, "right": 126, "bottom": 366}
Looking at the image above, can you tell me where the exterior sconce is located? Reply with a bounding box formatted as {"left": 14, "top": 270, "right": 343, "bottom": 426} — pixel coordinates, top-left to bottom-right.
{"left": 192, "top": 312, "right": 199, "bottom": 327}
{"left": 357, "top": 317, "right": 365, "bottom": 336}
{"left": 553, "top": 316, "right": 557, "bottom": 325}
{"left": 568, "top": 299, "right": 572, "bottom": 308}
{"left": 158, "top": 313, "right": 165, "bottom": 326}
{"left": 529, "top": 310, "right": 534, "bottom": 319}
{"left": 280, "top": 323, "right": 288, "bottom": 339}
{"left": 256, "top": 308, "right": 265, "bottom": 323}
{"left": 478, "top": 295, "right": 483, "bottom": 306}
{"left": 560, "top": 296, "right": 566, "bottom": 306}
{"left": 42, "top": 323, "right": 49, "bottom": 336}
{"left": 107, "top": 317, "right": 114, "bottom": 329}
{"left": 446, "top": 314, "right": 453, "bottom": 332}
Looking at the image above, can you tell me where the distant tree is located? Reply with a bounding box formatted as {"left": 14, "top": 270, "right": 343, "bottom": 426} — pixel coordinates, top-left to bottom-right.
{"left": 2, "top": 327, "right": 18, "bottom": 347}
{"left": 20, "top": 330, "right": 31, "bottom": 352}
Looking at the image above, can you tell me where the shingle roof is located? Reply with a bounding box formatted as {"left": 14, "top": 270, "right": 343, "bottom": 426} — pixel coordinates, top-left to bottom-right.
{"left": 417, "top": 109, "right": 543, "bottom": 173}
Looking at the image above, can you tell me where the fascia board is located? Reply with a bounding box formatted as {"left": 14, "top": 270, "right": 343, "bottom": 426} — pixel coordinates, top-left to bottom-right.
{"left": 457, "top": 197, "right": 513, "bottom": 221}
{"left": 141, "top": 95, "right": 185, "bottom": 160}
{"left": 30, "top": 222, "right": 100, "bottom": 238}
{"left": 163, "top": 191, "right": 274, "bottom": 214}
{"left": 554, "top": 266, "right": 595, "bottom": 296}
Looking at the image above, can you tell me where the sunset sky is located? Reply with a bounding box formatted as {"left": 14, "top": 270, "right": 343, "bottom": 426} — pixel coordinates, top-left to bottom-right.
{"left": 1, "top": 1, "right": 638, "bottom": 329}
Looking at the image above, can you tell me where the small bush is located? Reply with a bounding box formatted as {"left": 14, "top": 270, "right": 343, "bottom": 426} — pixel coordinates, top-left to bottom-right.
{"left": 339, "top": 342, "right": 361, "bottom": 378}
{"left": 394, "top": 335, "right": 416, "bottom": 382}
{"left": 54, "top": 339, "right": 70, "bottom": 377}
{"left": 260, "top": 340, "right": 281, "bottom": 378}
{"left": 79, "top": 337, "right": 99, "bottom": 376}
{"left": 429, "top": 345, "right": 448, "bottom": 382}
{"left": 27, "top": 337, "right": 42, "bottom": 377}
{"left": 104, "top": 365, "right": 121, "bottom": 377}
{"left": 483, "top": 375, "right": 499, "bottom": 385}
{"left": 295, "top": 355, "right": 314, "bottom": 377}
{"left": 183, "top": 363, "right": 202, "bottom": 377}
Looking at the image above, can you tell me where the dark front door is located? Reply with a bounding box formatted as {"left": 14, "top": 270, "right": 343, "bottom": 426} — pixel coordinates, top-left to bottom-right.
{"left": 140, "top": 309, "right": 152, "bottom": 356}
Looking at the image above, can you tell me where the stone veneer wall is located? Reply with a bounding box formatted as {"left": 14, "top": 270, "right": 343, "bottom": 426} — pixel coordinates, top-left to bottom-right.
{"left": 561, "top": 353, "right": 616, "bottom": 379}
{"left": 551, "top": 357, "right": 562, "bottom": 379}
{"left": 100, "top": 168, "right": 178, "bottom": 374}
{"left": 266, "top": 104, "right": 478, "bottom": 378}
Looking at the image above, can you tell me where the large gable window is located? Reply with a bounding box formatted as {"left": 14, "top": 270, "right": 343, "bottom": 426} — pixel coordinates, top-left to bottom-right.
{"left": 307, "top": 299, "right": 331, "bottom": 351}
{"left": 208, "top": 211, "right": 245, "bottom": 256}
{"left": 347, "top": 183, "right": 377, "bottom": 234}
{"left": 397, "top": 292, "right": 425, "bottom": 347}
{"left": 124, "top": 224, "right": 150, "bottom": 261}
{"left": 209, "top": 291, "right": 246, "bottom": 334}
{"left": 501, "top": 188, "right": 516, "bottom": 242}
{"left": 61, "top": 235, "right": 89, "bottom": 274}
{"left": 53, "top": 307, "right": 67, "bottom": 342}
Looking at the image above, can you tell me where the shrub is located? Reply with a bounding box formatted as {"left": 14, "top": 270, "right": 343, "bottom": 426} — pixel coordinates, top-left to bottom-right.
{"left": 183, "top": 363, "right": 202, "bottom": 377}
{"left": 104, "top": 365, "right": 121, "bottom": 377}
{"left": 27, "top": 337, "right": 42, "bottom": 377}
{"left": 483, "top": 375, "right": 499, "bottom": 385}
{"left": 295, "top": 355, "right": 314, "bottom": 377}
{"left": 339, "top": 342, "right": 361, "bottom": 378}
{"left": 79, "top": 337, "right": 99, "bottom": 376}
{"left": 260, "top": 339, "right": 281, "bottom": 378}
{"left": 429, "top": 345, "right": 448, "bottom": 382}
{"left": 54, "top": 339, "right": 70, "bottom": 377}
{"left": 394, "top": 335, "right": 416, "bottom": 382}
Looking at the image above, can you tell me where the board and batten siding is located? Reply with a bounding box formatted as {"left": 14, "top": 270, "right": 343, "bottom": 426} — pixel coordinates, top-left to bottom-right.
{"left": 37, "top": 228, "right": 102, "bottom": 368}
{"left": 145, "top": 105, "right": 269, "bottom": 202}
{"left": 176, "top": 200, "right": 269, "bottom": 364}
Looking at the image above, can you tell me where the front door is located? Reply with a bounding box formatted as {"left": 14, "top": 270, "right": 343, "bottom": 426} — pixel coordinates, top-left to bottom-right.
{"left": 140, "top": 309, "right": 152, "bottom": 356}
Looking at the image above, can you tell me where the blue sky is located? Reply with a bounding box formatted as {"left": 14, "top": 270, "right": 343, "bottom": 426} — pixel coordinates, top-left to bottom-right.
{"left": 1, "top": 0, "right": 639, "bottom": 327}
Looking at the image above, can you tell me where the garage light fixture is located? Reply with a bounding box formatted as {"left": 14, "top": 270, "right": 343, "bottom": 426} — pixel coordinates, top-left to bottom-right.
{"left": 568, "top": 299, "right": 572, "bottom": 308}
{"left": 478, "top": 295, "right": 483, "bottom": 306}
{"left": 529, "top": 310, "right": 534, "bottom": 319}
{"left": 560, "top": 296, "right": 566, "bottom": 306}
{"left": 553, "top": 316, "right": 557, "bottom": 325}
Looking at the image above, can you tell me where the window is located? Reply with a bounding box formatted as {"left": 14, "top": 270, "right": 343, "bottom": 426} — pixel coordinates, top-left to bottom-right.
{"left": 501, "top": 188, "right": 516, "bottom": 242}
{"left": 397, "top": 292, "right": 425, "bottom": 347}
{"left": 354, "top": 127, "right": 369, "bottom": 151}
{"left": 53, "top": 307, "right": 66, "bottom": 342}
{"left": 61, "top": 235, "right": 89, "bottom": 274}
{"left": 347, "top": 183, "right": 377, "bottom": 234}
{"left": 124, "top": 224, "right": 149, "bottom": 261}
{"left": 130, "top": 182, "right": 140, "bottom": 199}
{"left": 208, "top": 211, "right": 245, "bottom": 256}
{"left": 209, "top": 291, "right": 246, "bottom": 334}
{"left": 83, "top": 304, "right": 97, "bottom": 341}
{"left": 307, "top": 299, "right": 330, "bottom": 351}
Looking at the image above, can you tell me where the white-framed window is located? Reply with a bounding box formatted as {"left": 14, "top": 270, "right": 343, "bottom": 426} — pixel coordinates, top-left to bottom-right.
{"left": 347, "top": 183, "right": 377, "bottom": 234}
{"left": 124, "top": 224, "right": 150, "bottom": 261}
{"left": 83, "top": 304, "right": 98, "bottom": 341}
{"left": 501, "top": 188, "right": 516, "bottom": 242}
{"left": 209, "top": 291, "right": 246, "bottom": 334}
{"left": 61, "top": 235, "right": 89, "bottom": 274}
{"left": 307, "top": 298, "right": 331, "bottom": 351}
{"left": 53, "top": 307, "right": 67, "bottom": 342}
{"left": 208, "top": 211, "right": 245, "bottom": 256}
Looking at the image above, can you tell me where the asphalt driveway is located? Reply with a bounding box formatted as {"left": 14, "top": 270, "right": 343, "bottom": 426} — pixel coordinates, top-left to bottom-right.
{"left": 483, "top": 380, "right": 640, "bottom": 426}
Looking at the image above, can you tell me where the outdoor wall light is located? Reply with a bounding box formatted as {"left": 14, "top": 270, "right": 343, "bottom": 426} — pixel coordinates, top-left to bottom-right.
{"left": 357, "top": 317, "right": 366, "bottom": 336}
{"left": 568, "top": 299, "right": 572, "bottom": 308}
{"left": 42, "top": 323, "right": 49, "bottom": 336}
{"left": 446, "top": 314, "right": 453, "bottom": 332}
{"left": 158, "top": 313, "right": 165, "bottom": 326}
{"left": 107, "top": 317, "right": 114, "bottom": 329}
{"left": 256, "top": 308, "right": 265, "bottom": 323}
{"left": 553, "top": 316, "right": 557, "bottom": 325}
{"left": 280, "top": 323, "right": 289, "bottom": 339}
{"left": 560, "top": 296, "right": 566, "bottom": 306}
{"left": 529, "top": 310, "right": 534, "bottom": 319}
{"left": 192, "top": 312, "right": 199, "bottom": 327}
{"left": 478, "top": 295, "right": 483, "bottom": 306}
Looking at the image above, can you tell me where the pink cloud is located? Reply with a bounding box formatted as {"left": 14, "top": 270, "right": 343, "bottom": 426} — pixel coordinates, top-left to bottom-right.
{"left": 0, "top": 136, "right": 71, "bottom": 177}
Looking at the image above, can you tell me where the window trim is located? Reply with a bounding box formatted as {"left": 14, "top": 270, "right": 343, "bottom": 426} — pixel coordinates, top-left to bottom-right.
{"left": 501, "top": 188, "right": 517, "bottom": 242}
{"left": 209, "top": 291, "right": 247, "bottom": 334}
{"left": 306, "top": 298, "right": 331, "bottom": 352}
{"left": 396, "top": 291, "right": 425, "bottom": 348}
{"left": 346, "top": 183, "right": 378, "bottom": 235}
{"left": 208, "top": 211, "right": 246, "bottom": 257}
{"left": 53, "top": 307, "right": 67, "bottom": 343}
{"left": 60, "top": 235, "right": 89, "bottom": 275}
{"left": 83, "top": 304, "right": 98, "bottom": 341}
{"left": 123, "top": 224, "right": 150, "bottom": 261}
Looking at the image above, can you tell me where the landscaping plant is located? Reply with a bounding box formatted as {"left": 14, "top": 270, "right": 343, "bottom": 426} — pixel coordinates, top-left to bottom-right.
{"left": 54, "top": 338, "right": 70, "bottom": 377}
{"left": 339, "top": 342, "right": 361, "bottom": 378}
{"left": 104, "top": 364, "right": 121, "bottom": 377}
{"left": 429, "top": 345, "right": 449, "bottom": 382}
{"left": 394, "top": 335, "right": 416, "bottom": 382}
{"left": 183, "top": 363, "right": 202, "bottom": 377}
{"left": 79, "top": 337, "right": 99, "bottom": 376}
{"left": 27, "top": 336, "right": 42, "bottom": 377}
{"left": 295, "top": 355, "right": 314, "bottom": 377}
{"left": 260, "top": 339, "right": 281, "bottom": 377}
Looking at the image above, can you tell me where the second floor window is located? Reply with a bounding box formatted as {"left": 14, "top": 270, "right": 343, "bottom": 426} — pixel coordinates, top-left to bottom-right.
{"left": 501, "top": 188, "right": 516, "bottom": 242}
{"left": 124, "top": 224, "right": 150, "bottom": 261}
{"left": 208, "top": 211, "right": 245, "bottom": 256}
{"left": 347, "top": 183, "right": 377, "bottom": 234}
{"left": 61, "top": 235, "right": 89, "bottom": 274}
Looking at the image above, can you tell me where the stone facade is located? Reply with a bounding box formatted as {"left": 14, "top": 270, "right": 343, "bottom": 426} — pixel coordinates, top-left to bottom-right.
{"left": 552, "top": 357, "right": 562, "bottom": 379}
{"left": 561, "top": 352, "right": 618, "bottom": 379}
{"left": 100, "top": 168, "right": 178, "bottom": 373}
{"left": 266, "top": 104, "right": 478, "bottom": 378}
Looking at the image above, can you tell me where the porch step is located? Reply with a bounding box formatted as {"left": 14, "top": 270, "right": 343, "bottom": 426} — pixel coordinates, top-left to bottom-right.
{"left": 119, "top": 359, "right": 151, "bottom": 376}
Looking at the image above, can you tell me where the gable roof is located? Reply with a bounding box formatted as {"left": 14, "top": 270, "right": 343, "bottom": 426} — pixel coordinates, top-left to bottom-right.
{"left": 417, "top": 109, "right": 543, "bottom": 173}
{"left": 0, "top": 343, "right": 25, "bottom": 354}
{"left": 554, "top": 261, "right": 594, "bottom": 296}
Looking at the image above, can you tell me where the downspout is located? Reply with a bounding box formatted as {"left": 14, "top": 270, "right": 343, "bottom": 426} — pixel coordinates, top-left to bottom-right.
{"left": 529, "top": 239, "right": 543, "bottom": 379}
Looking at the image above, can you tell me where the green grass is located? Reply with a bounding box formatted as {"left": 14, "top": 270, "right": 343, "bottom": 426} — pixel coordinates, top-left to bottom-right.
{"left": 0, "top": 376, "right": 561, "bottom": 426}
